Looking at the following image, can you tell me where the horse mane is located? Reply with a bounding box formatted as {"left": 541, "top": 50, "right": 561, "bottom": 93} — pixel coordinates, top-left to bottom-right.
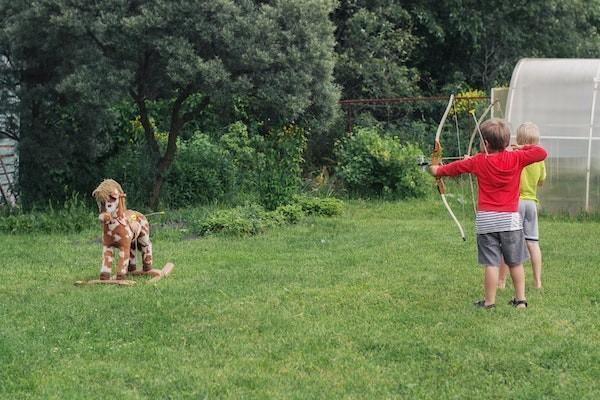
{"left": 92, "top": 179, "right": 127, "bottom": 210}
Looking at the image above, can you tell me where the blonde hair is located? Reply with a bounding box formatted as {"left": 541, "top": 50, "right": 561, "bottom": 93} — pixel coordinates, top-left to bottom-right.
{"left": 479, "top": 118, "right": 510, "bottom": 151}
{"left": 516, "top": 122, "right": 540, "bottom": 145}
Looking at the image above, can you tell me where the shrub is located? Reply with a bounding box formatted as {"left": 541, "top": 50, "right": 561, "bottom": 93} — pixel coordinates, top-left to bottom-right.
{"left": 273, "top": 203, "right": 304, "bottom": 224}
{"left": 453, "top": 89, "right": 488, "bottom": 115}
{"left": 293, "top": 195, "right": 344, "bottom": 216}
{"left": 256, "top": 124, "right": 307, "bottom": 210}
{"left": 196, "top": 203, "right": 274, "bottom": 236}
{"left": 335, "top": 127, "right": 428, "bottom": 199}
{"left": 162, "top": 134, "right": 237, "bottom": 208}
{"left": 0, "top": 194, "right": 95, "bottom": 234}
{"left": 102, "top": 142, "right": 157, "bottom": 208}
{"left": 192, "top": 197, "right": 343, "bottom": 237}
{"left": 219, "top": 122, "right": 259, "bottom": 196}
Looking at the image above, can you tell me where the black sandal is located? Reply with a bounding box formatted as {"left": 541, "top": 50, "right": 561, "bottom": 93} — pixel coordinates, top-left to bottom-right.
{"left": 508, "top": 298, "right": 528, "bottom": 308}
{"left": 474, "top": 300, "right": 495, "bottom": 309}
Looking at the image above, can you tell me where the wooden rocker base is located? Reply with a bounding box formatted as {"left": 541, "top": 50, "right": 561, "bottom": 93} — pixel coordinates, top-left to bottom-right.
{"left": 148, "top": 262, "right": 174, "bottom": 283}
{"left": 75, "top": 262, "right": 174, "bottom": 286}
{"left": 74, "top": 279, "right": 136, "bottom": 286}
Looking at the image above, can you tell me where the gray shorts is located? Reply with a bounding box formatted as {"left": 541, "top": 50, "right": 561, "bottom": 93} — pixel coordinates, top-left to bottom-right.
{"left": 477, "top": 230, "right": 528, "bottom": 267}
{"left": 519, "top": 200, "right": 539, "bottom": 241}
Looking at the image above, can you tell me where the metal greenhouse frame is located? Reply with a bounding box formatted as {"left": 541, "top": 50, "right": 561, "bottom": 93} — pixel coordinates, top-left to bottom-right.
{"left": 506, "top": 58, "right": 600, "bottom": 213}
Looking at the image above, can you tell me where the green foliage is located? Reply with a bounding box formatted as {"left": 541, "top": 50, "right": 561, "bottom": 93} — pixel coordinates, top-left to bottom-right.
{"left": 273, "top": 203, "right": 305, "bottom": 224}
{"left": 218, "top": 122, "right": 260, "bottom": 197}
{"left": 196, "top": 204, "right": 274, "bottom": 236}
{"left": 0, "top": 192, "right": 344, "bottom": 237}
{"left": 3, "top": 0, "right": 340, "bottom": 207}
{"left": 404, "top": 0, "right": 600, "bottom": 89}
{"left": 7, "top": 0, "right": 600, "bottom": 205}
{"left": 195, "top": 196, "right": 343, "bottom": 237}
{"left": 100, "top": 120, "right": 311, "bottom": 210}
{"left": 393, "top": 120, "right": 437, "bottom": 154}
{"left": 162, "top": 135, "right": 237, "bottom": 208}
{"left": 332, "top": 1, "right": 420, "bottom": 99}
{"left": 331, "top": 0, "right": 600, "bottom": 102}
{"left": 0, "top": 194, "right": 95, "bottom": 234}
{"left": 293, "top": 195, "right": 344, "bottom": 216}
{"left": 338, "top": 93, "right": 485, "bottom": 166}
{"left": 101, "top": 142, "right": 157, "bottom": 209}
{"left": 191, "top": 196, "right": 343, "bottom": 237}
{"left": 103, "top": 113, "right": 250, "bottom": 209}
{"left": 335, "top": 127, "right": 428, "bottom": 199}
{"left": 453, "top": 89, "right": 488, "bottom": 115}
{"left": 256, "top": 125, "right": 308, "bottom": 210}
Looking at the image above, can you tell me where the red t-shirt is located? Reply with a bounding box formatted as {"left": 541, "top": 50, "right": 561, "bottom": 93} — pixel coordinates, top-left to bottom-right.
{"left": 436, "top": 145, "right": 547, "bottom": 212}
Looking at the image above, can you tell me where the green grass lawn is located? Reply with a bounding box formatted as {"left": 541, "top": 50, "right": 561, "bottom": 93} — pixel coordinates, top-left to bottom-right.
{"left": 1, "top": 199, "right": 599, "bottom": 399}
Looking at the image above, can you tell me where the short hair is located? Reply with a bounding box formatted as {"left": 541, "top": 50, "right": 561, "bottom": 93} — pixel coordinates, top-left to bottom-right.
{"left": 480, "top": 118, "right": 510, "bottom": 151}
{"left": 516, "top": 122, "right": 540, "bottom": 145}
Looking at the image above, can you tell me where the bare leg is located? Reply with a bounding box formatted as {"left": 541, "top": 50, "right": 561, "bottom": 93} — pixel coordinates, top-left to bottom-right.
{"left": 527, "top": 241, "right": 542, "bottom": 288}
{"left": 484, "top": 266, "right": 499, "bottom": 306}
{"left": 509, "top": 264, "right": 526, "bottom": 307}
{"left": 498, "top": 260, "right": 509, "bottom": 289}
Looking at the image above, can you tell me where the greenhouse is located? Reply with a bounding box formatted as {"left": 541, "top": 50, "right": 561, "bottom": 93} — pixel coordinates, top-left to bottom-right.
{"left": 505, "top": 58, "right": 600, "bottom": 213}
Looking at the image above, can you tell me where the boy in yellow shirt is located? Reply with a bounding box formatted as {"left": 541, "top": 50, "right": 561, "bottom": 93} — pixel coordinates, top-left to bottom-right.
{"left": 499, "top": 122, "right": 546, "bottom": 289}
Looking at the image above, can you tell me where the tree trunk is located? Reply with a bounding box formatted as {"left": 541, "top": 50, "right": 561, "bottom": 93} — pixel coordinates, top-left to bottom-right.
{"left": 137, "top": 89, "right": 208, "bottom": 210}
{"left": 149, "top": 172, "right": 165, "bottom": 211}
{"left": 148, "top": 128, "right": 179, "bottom": 210}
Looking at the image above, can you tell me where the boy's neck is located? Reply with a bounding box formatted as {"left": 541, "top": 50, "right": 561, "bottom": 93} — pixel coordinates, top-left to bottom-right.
{"left": 486, "top": 148, "right": 503, "bottom": 154}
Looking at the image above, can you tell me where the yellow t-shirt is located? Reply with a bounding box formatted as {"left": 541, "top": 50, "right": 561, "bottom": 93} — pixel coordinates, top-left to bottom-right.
{"left": 520, "top": 161, "right": 546, "bottom": 202}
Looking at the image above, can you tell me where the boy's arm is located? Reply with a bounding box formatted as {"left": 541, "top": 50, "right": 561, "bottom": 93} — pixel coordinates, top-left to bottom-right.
{"left": 517, "top": 145, "right": 547, "bottom": 167}
{"left": 430, "top": 157, "right": 476, "bottom": 177}
{"left": 538, "top": 161, "right": 547, "bottom": 186}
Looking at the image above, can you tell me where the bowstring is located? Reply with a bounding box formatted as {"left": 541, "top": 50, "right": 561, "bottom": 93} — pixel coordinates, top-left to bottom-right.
{"left": 451, "top": 99, "right": 468, "bottom": 225}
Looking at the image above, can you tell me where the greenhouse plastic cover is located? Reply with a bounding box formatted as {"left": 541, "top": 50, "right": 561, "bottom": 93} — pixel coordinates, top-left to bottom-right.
{"left": 506, "top": 58, "right": 600, "bottom": 213}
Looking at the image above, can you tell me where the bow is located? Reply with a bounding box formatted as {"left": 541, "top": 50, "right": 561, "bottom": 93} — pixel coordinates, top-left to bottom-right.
{"left": 433, "top": 94, "right": 466, "bottom": 241}
{"left": 466, "top": 101, "right": 496, "bottom": 215}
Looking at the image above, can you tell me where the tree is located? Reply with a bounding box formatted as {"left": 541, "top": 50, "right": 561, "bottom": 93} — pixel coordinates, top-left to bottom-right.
{"left": 1, "top": 0, "right": 116, "bottom": 206}
{"left": 3, "top": 0, "right": 340, "bottom": 209}
{"left": 332, "top": 0, "right": 421, "bottom": 100}
{"left": 403, "top": 0, "right": 600, "bottom": 91}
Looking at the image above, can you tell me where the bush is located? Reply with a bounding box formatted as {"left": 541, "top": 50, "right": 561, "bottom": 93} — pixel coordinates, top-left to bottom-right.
{"left": 192, "top": 196, "right": 343, "bottom": 237}
{"left": 102, "top": 142, "right": 157, "bottom": 208}
{"left": 219, "top": 122, "right": 259, "bottom": 197}
{"left": 256, "top": 124, "right": 307, "bottom": 210}
{"left": 0, "top": 194, "right": 95, "bottom": 234}
{"left": 196, "top": 203, "right": 274, "bottom": 236}
{"left": 293, "top": 195, "right": 344, "bottom": 216}
{"left": 335, "top": 127, "right": 428, "bottom": 199}
{"left": 102, "top": 117, "right": 312, "bottom": 209}
{"left": 162, "top": 134, "right": 237, "bottom": 208}
{"left": 103, "top": 121, "right": 309, "bottom": 210}
{"left": 273, "top": 203, "right": 304, "bottom": 224}
{"left": 0, "top": 194, "right": 344, "bottom": 237}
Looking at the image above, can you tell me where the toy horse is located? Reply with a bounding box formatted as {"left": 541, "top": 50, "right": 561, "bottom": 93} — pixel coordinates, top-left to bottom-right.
{"left": 92, "top": 179, "right": 153, "bottom": 280}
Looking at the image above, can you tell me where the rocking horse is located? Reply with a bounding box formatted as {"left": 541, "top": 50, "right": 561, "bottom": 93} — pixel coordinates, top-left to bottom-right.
{"left": 75, "top": 179, "right": 173, "bottom": 286}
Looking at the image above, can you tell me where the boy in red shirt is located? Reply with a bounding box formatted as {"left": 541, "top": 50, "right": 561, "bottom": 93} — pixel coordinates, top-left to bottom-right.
{"left": 430, "top": 118, "right": 547, "bottom": 309}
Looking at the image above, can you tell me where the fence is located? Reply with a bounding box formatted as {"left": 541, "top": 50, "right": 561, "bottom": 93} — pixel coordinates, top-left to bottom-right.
{"left": 0, "top": 138, "right": 17, "bottom": 206}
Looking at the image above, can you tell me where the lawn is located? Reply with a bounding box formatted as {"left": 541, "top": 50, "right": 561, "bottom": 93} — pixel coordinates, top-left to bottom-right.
{"left": 1, "top": 199, "right": 599, "bottom": 399}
